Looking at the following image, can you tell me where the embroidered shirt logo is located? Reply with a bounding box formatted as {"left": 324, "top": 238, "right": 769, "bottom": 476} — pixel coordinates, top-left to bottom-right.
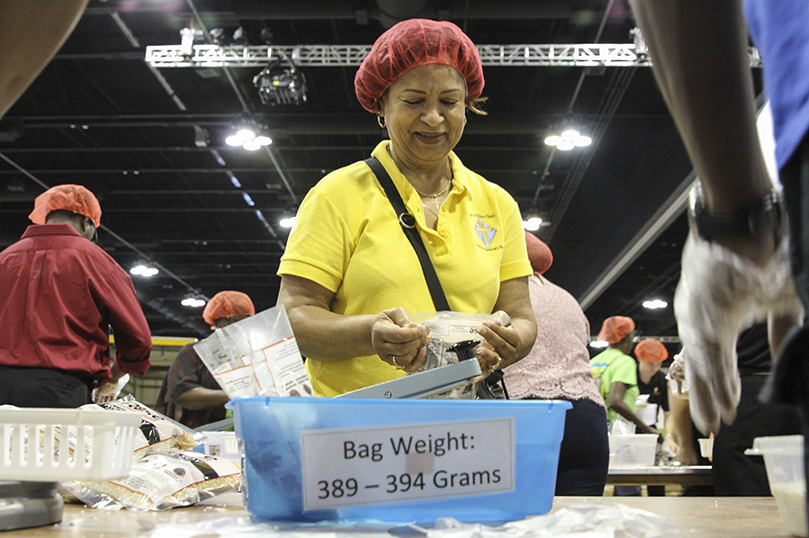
{"left": 474, "top": 219, "right": 497, "bottom": 247}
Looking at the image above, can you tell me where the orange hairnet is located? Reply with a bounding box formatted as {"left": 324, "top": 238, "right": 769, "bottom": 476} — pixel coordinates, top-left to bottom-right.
{"left": 202, "top": 291, "right": 255, "bottom": 329}
{"left": 354, "top": 18, "right": 484, "bottom": 113}
{"left": 525, "top": 231, "right": 553, "bottom": 274}
{"left": 598, "top": 316, "right": 635, "bottom": 344}
{"left": 29, "top": 184, "right": 102, "bottom": 227}
{"left": 635, "top": 339, "right": 669, "bottom": 362}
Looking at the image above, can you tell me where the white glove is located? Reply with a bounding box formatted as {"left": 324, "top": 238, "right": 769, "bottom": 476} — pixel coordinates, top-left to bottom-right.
{"left": 673, "top": 231, "right": 802, "bottom": 435}
{"left": 92, "top": 373, "right": 130, "bottom": 404}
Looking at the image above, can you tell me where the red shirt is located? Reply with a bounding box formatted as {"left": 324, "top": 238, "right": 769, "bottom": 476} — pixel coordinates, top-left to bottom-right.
{"left": 0, "top": 224, "right": 152, "bottom": 382}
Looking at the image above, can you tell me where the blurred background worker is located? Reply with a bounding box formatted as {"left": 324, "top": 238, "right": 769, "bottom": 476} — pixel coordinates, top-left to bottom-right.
{"left": 590, "top": 316, "right": 659, "bottom": 437}
{"left": 590, "top": 316, "right": 657, "bottom": 496}
{"left": 156, "top": 291, "right": 255, "bottom": 429}
{"left": 634, "top": 338, "right": 671, "bottom": 496}
{"left": 0, "top": 184, "right": 152, "bottom": 407}
{"left": 635, "top": 338, "right": 671, "bottom": 435}
{"left": 504, "top": 231, "right": 609, "bottom": 496}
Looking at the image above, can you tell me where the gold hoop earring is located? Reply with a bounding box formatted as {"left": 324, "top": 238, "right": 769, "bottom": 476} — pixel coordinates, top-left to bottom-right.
{"left": 377, "top": 115, "right": 386, "bottom": 128}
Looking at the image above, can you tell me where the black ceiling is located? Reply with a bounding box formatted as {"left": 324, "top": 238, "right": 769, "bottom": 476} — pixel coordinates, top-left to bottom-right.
{"left": 1, "top": 0, "right": 753, "bottom": 345}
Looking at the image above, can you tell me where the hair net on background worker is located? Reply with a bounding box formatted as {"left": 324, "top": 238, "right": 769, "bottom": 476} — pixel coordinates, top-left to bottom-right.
{"left": 524, "top": 231, "right": 553, "bottom": 274}
{"left": 598, "top": 316, "right": 636, "bottom": 344}
{"left": 202, "top": 291, "right": 255, "bottom": 329}
{"left": 354, "top": 18, "right": 485, "bottom": 113}
{"left": 28, "top": 184, "right": 102, "bottom": 227}
{"left": 635, "top": 338, "right": 669, "bottom": 362}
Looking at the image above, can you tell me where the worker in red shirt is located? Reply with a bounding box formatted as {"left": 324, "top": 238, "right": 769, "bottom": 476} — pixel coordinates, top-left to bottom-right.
{"left": 0, "top": 184, "right": 152, "bottom": 407}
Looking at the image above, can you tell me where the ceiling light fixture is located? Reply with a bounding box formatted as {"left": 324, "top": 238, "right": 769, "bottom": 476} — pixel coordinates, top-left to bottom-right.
{"left": 522, "top": 217, "right": 543, "bottom": 231}
{"left": 130, "top": 264, "right": 159, "bottom": 278}
{"left": 643, "top": 299, "right": 668, "bottom": 310}
{"left": 544, "top": 129, "right": 592, "bottom": 151}
{"left": 225, "top": 127, "right": 272, "bottom": 151}
{"left": 181, "top": 297, "right": 206, "bottom": 308}
{"left": 279, "top": 216, "right": 296, "bottom": 229}
{"left": 589, "top": 340, "right": 609, "bottom": 349}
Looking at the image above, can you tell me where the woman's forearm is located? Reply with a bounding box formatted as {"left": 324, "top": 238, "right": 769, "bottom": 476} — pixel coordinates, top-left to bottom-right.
{"left": 285, "top": 304, "right": 377, "bottom": 361}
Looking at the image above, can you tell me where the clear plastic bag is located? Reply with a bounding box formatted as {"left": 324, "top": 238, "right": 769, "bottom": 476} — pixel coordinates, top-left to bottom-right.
{"left": 409, "top": 311, "right": 508, "bottom": 399}
{"left": 194, "top": 305, "right": 313, "bottom": 399}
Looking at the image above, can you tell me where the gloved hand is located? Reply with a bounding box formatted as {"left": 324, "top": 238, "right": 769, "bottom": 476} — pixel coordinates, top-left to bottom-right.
{"left": 92, "top": 373, "right": 130, "bottom": 404}
{"left": 666, "top": 351, "right": 688, "bottom": 397}
{"left": 674, "top": 230, "right": 802, "bottom": 435}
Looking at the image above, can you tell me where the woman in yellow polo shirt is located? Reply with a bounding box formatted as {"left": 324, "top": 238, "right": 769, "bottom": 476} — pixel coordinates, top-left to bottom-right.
{"left": 277, "top": 19, "right": 537, "bottom": 396}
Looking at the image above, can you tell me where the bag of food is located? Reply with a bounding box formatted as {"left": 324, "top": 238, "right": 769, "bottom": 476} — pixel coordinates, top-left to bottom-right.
{"left": 61, "top": 450, "right": 240, "bottom": 511}
{"left": 82, "top": 395, "right": 204, "bottom": 457}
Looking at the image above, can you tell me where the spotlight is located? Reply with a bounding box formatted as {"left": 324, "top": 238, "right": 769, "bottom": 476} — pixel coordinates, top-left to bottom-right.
{"left": 254, "top": 61, "right": 307, "bottom": 106}
{"left": 179, "top": 26, "right": 203, "bottom": 57}
{"left": 233, "top": 26, "right": 249, "bottom": 47}
{"left": 210, "top": 28, "right": 227, "bottom": 46}
{"left": 181, "top": 297, "right": 206, "bottom": 308}
{"left": 279, "top": 216, "right": 296, "bottom": 228}
{"left": 194, "top": 126, "right": 209, "bottom": 148}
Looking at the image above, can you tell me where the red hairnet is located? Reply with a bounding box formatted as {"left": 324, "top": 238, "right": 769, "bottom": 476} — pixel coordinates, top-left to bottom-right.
{"left": 525, "top": 231, "right": 553, "bottom": 274}
{"left": 202, "top": 291, "right": 255, "bottom": 329}
{"left": 354, "top": 18, "right": 484, "bottom": 113}
{"left": 598, "top": 316, "right": 635, "bottom": 344}
{"left": 635, "top": 339, "right": 669, "bottom": 362}
{"left": 29, "top": 184, "right": 102, "bottom": 227}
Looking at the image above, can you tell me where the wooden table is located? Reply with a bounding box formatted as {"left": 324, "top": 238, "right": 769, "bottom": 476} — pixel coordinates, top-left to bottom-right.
{"left": 607, "top": 465, "right": 714, "bottom": 486}
{"left": 12, "top": 493, "right": 789, "bottom": 537}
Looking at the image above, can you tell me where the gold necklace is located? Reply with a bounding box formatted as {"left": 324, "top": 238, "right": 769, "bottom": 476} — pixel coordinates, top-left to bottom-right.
{"left": 414, "top": 180, "right": 451, "bottom": 210}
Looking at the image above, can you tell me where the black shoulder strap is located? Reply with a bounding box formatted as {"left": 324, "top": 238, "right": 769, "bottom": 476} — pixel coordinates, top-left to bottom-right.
{"left": 365, "top": 157, "right": 451, "bottom": 311}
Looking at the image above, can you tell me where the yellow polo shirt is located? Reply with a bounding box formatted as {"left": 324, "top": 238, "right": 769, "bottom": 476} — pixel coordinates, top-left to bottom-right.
{"left": 279, "top": 140, "right": 531, "bottom": 396}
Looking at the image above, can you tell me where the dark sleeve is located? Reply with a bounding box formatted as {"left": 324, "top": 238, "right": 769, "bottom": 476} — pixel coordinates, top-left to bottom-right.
{"left": 92, "top": 254, "right": 152, "bottom": 375}
{"left": 164, "top": 345, "right": 207, "bottom": 402}
{"left": 658, "top": 372, "right": 670, "bottom": 412}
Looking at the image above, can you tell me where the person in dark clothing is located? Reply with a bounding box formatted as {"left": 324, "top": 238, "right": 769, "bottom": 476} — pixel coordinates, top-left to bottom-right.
{"left": 635, "top": 338, "right": 670, "bottom": 496}
{"left": 673, "top": 324, "right": 802, "bottom": 495}
{"left": 155, "top": 291, "right": 254, "bottom": 429}
{"left": 712, "top": 323, "right": 802, "bottom": 495}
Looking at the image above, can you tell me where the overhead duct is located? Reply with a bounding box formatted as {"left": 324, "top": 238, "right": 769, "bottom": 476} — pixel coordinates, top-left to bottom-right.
{"left": 86, "top": 0, "right": 587, "bottom": 23}
{"left": 376, "top": 0, "right": 429, "bottom": 28}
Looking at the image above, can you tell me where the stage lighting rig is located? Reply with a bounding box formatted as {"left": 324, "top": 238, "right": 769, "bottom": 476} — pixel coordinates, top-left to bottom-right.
{"left": 254, "top": 60, "right": 307, "bottom": 106}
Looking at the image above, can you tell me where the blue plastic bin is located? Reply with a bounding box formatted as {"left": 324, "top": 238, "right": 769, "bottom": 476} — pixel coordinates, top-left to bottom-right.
{"left": 230, "top": 396, "right": 571, "bottom": 523}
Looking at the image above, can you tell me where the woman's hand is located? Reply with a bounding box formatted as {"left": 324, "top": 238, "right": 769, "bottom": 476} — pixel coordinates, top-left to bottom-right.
{"left": 370, "top": 307, "right": 429, "bottom": 373}
{"left": 474, "top": 310, "right": 523, "bottom": 377}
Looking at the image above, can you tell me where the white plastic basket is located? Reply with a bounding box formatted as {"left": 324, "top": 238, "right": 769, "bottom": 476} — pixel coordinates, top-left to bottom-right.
{"left": 0, "top": 408, "right": 142, "bottom": 481}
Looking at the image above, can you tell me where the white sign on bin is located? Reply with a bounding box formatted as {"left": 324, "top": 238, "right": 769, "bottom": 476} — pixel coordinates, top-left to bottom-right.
{"left": 301, "top": 418, "right": 515, "bottom": 510}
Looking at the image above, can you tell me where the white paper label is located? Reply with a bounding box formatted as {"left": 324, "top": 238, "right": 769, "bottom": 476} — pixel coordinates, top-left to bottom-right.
{"left": 300, "top": 417, "right": 514, "bottom": 510}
